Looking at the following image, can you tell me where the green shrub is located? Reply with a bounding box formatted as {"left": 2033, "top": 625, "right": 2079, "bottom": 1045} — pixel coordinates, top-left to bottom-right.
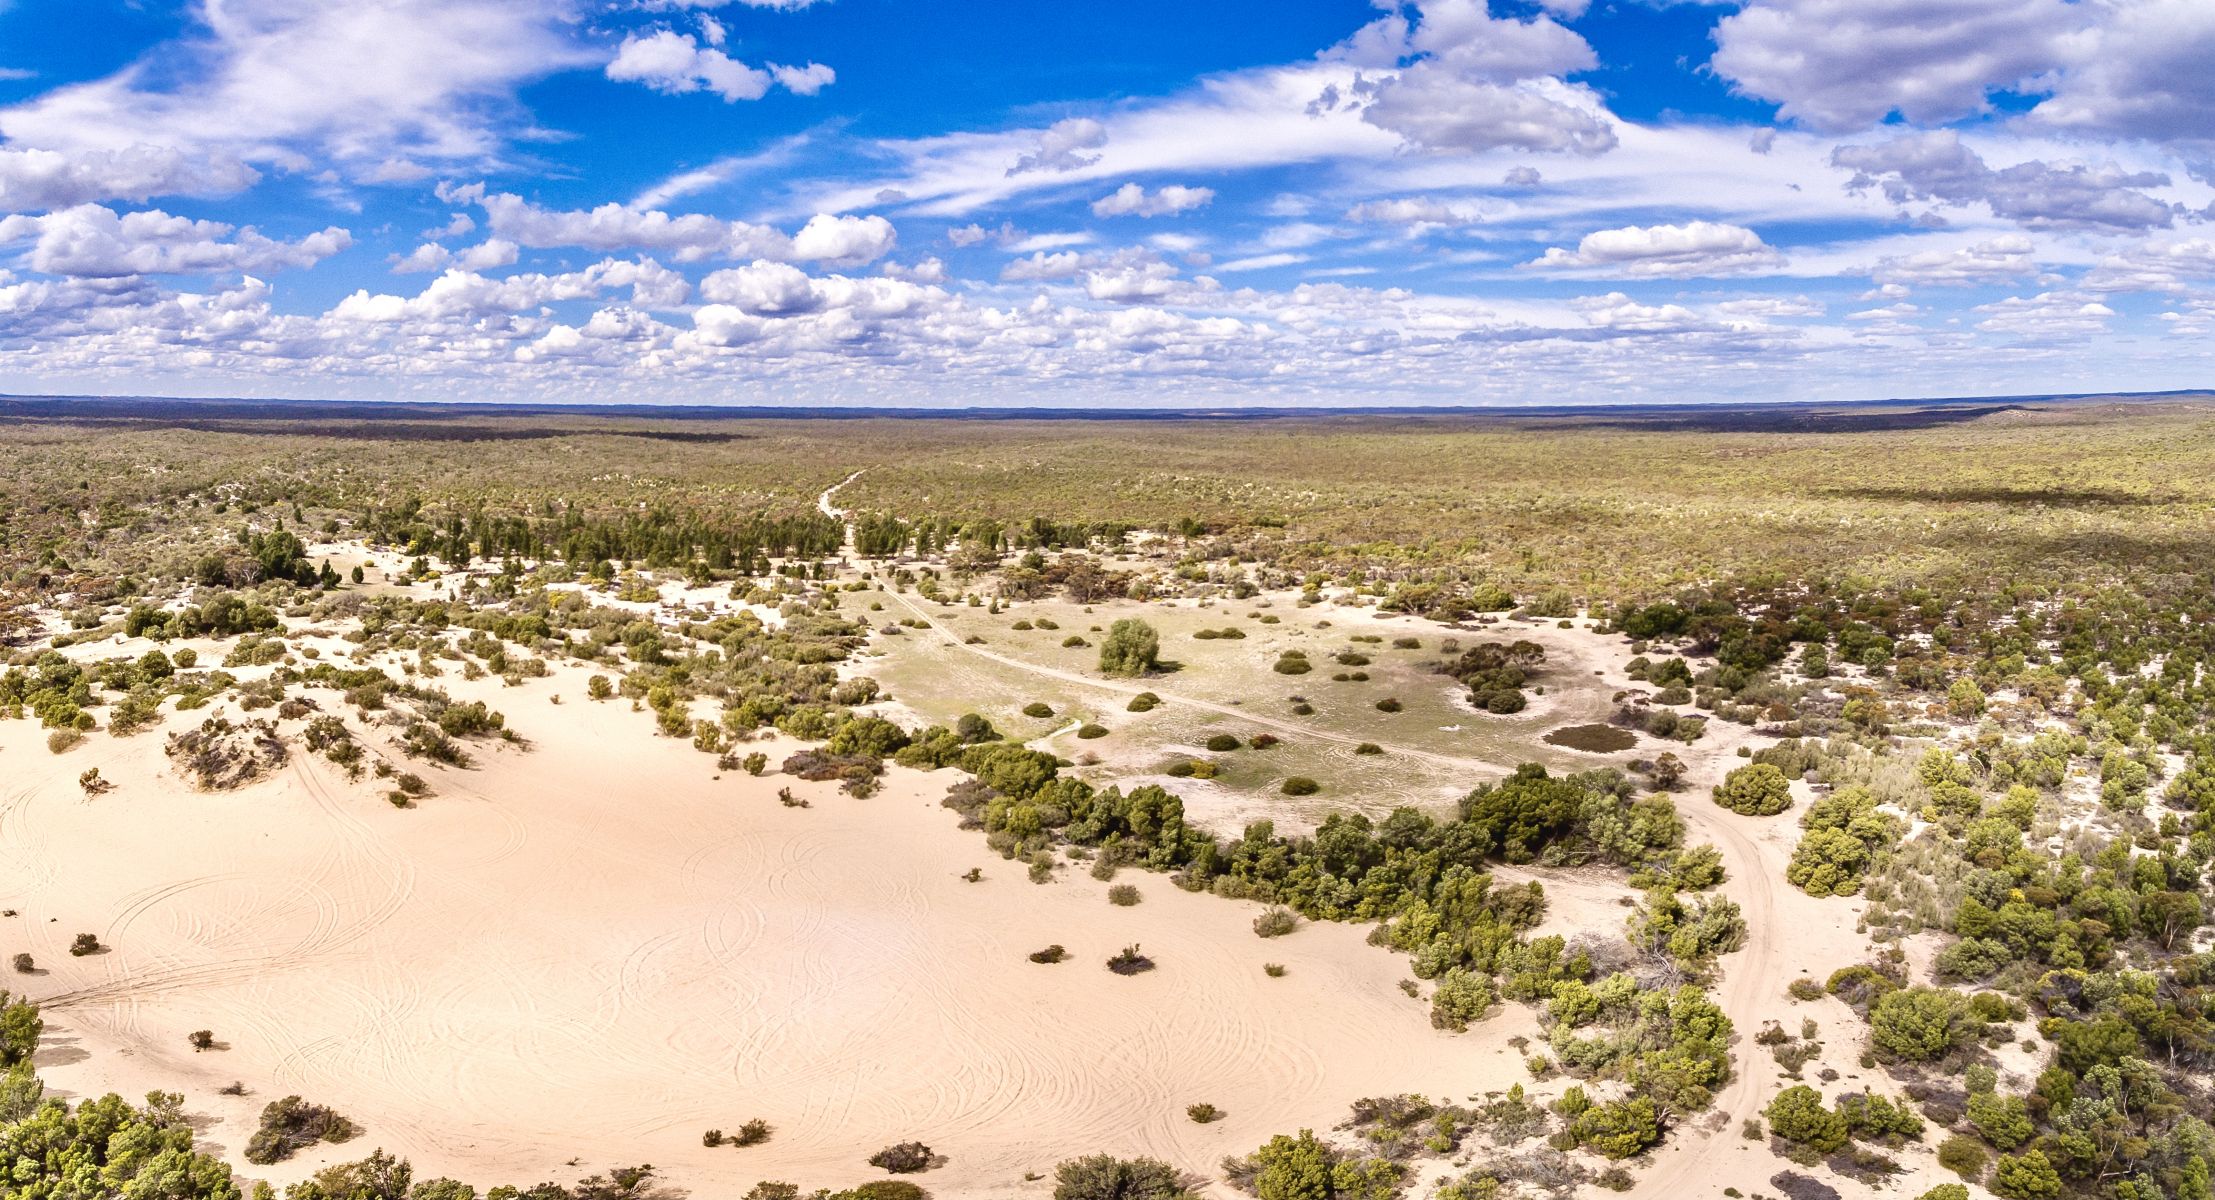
{"left": 1205, "top": 733, "right": 1242, "bottom": 752}
{"left": 1869, "top": 987, "right": 1970, "bottom": 1062}
{"left": 1098, "top": 620, "right": 1160, "bottom": 677}
{"left": 1936, "top": 1135, "right": 1986, "bottom": 1180}
{"left": 1052, "top": 1154, "right": 1194, "bottom": 1200}
{"left": 1713, "top": 763, "right": 1792, "bottom": 815}
{"left": 1077, "top": 723, "right": 1109, "bottom": 739}
{"left": 1253, "top": 907, "right": 1298, "bottom": 938}
{"left": 1023, "top": 702, "right": 1054, "bottom": 718}
{"left": 1989, "top": 1150, "right": 2061, "bottom": 1199}
{"left": 1570, "top": 1097, "right": 1661, "bottom": 1159}
{"left": 1280, "top": 777, "right": 1321, "bottom": 796}
{"left": 1765, "top": 1086, "right": 1847, "bottom": 1152}
{"left": 1429, "top": 969, "right": 1496, "bottom": 1031}
{"left": 1108, "top": 884, "right": 1142, "bottom": 907}
{"left": 1127, "top": 692, "right": 1160, "bottom": 712}
{"left": 244, "top": 1095, "right": 361, "bottom": 1164}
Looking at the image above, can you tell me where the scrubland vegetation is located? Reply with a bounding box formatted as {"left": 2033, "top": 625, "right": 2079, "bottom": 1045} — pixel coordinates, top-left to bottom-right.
{"left": 4, "top": 398, "right": 2215, "bottom": 1200}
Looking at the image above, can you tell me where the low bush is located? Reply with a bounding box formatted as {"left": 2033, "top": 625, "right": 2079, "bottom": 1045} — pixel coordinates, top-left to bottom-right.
{"left": 1077, "top": 723, "right": 1109, "bottom": 739}
{"left": 1937, "top": 1135, "right": 1986, "bottom": 1180}
{"left": 868, "top": 1142, "right": 935, "bottom": 1174}
{"left": 1108, "top": 884, "right": 1142, "bottom": 906}
{"left": 1107, "top": 944, "right": 1155, "bottom": 975}
{"left": 1280, "top": 777, "right": 1321, "bottom": 795}
{"left": 1052, "top": 1154, "right": 1193, "bottom": 1200}
{"left": 244, "top": 1095, "right": 361, "bottom": 1164}
{"left": 1029, "top": 945, "right": 1068, "bottom": 964}
{"left": 1253, "top": 907, "right": 1298, "bottom": 938}
{"left": 1126, "top": 692, "right": 1159, "bottom": 712}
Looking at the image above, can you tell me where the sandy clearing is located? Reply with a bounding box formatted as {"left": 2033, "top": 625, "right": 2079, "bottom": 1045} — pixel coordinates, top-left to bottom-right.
{"left": 1, "top": 666, "right": 1539, "bottom": 1197}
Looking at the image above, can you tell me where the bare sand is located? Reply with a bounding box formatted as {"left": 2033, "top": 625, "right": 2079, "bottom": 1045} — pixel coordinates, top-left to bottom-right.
{"left": 2, "top": 659, "right": 1541, "bottom": 1196}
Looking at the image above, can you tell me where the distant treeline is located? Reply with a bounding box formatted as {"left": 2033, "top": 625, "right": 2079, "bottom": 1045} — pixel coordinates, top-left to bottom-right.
{"left": 359, "top": 499, "right": 844, "bottom": 573}
{"left": 852, "top": 513, "right": 1133, "bottom": 558}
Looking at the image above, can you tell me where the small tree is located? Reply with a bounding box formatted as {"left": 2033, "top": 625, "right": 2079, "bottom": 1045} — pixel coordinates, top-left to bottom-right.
{"left": 1097, "top": 619, "right": 1160, "bottom": 677}
{"left": 69, "top": 933, "right": 101, "bottom": 957}
{"left": 189, "top": 1029, "right": 216, "bottom": 1052}
{"left": 8, "top": 955, "right": 29, "bottom": 975}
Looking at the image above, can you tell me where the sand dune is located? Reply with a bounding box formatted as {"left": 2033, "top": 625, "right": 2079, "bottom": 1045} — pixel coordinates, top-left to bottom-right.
{"left": 3, "top": 664, "right": 1539, "bottom": 1196}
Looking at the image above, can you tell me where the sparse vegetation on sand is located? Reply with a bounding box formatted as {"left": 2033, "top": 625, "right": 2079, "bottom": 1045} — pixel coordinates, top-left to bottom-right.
{"left": 244, "top": 1094, "right": 361, "bottom": 1164}
{"left": 8, "top": 401, "right": 2215, "bottom": 1200}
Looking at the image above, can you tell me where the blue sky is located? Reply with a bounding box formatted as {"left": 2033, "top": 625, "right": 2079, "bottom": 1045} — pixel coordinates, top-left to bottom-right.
{"left": 0, "top": 0, "right": 2210, "bottom": 407}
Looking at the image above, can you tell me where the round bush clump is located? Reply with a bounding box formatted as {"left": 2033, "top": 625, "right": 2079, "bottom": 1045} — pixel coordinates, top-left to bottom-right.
{"left": 1188, "top": 1103, "right": 1224, "bottom": 1123}
{"left": 1029, "top": 944, "right": 1068, "bottom": 964}
{"left": 1076, "top": 723, "right": 1109, "bottom": 739}
{"left": 1354, "top": 742, "right": 1383, "bottom": 755}
{"left": 1273, "top": 653, "right": 1312, "bottom": 676}
{"left": 1204, "top": 733, "right": 1241, "bottom": 752}
{"left": 1713, "top": 762, "right": 1793, "bottom": 816}
{"left": 1022, "top": 701, "right": 1054, "bottom": 718}
{"left": 1126, "top": 692, "right": 1160, "bottom": 712}
{"left": 1280, "top": 777, "right": 1321, "bottom": 796}
{"left": 1253, "top": 906, "right": 1298, "bottom": 938}
{"left": 1375, "top": 697, "right": 1402, "bottom": 713}
{"left": 1107, "top": 884, "right": 1142, "bottom": 906}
